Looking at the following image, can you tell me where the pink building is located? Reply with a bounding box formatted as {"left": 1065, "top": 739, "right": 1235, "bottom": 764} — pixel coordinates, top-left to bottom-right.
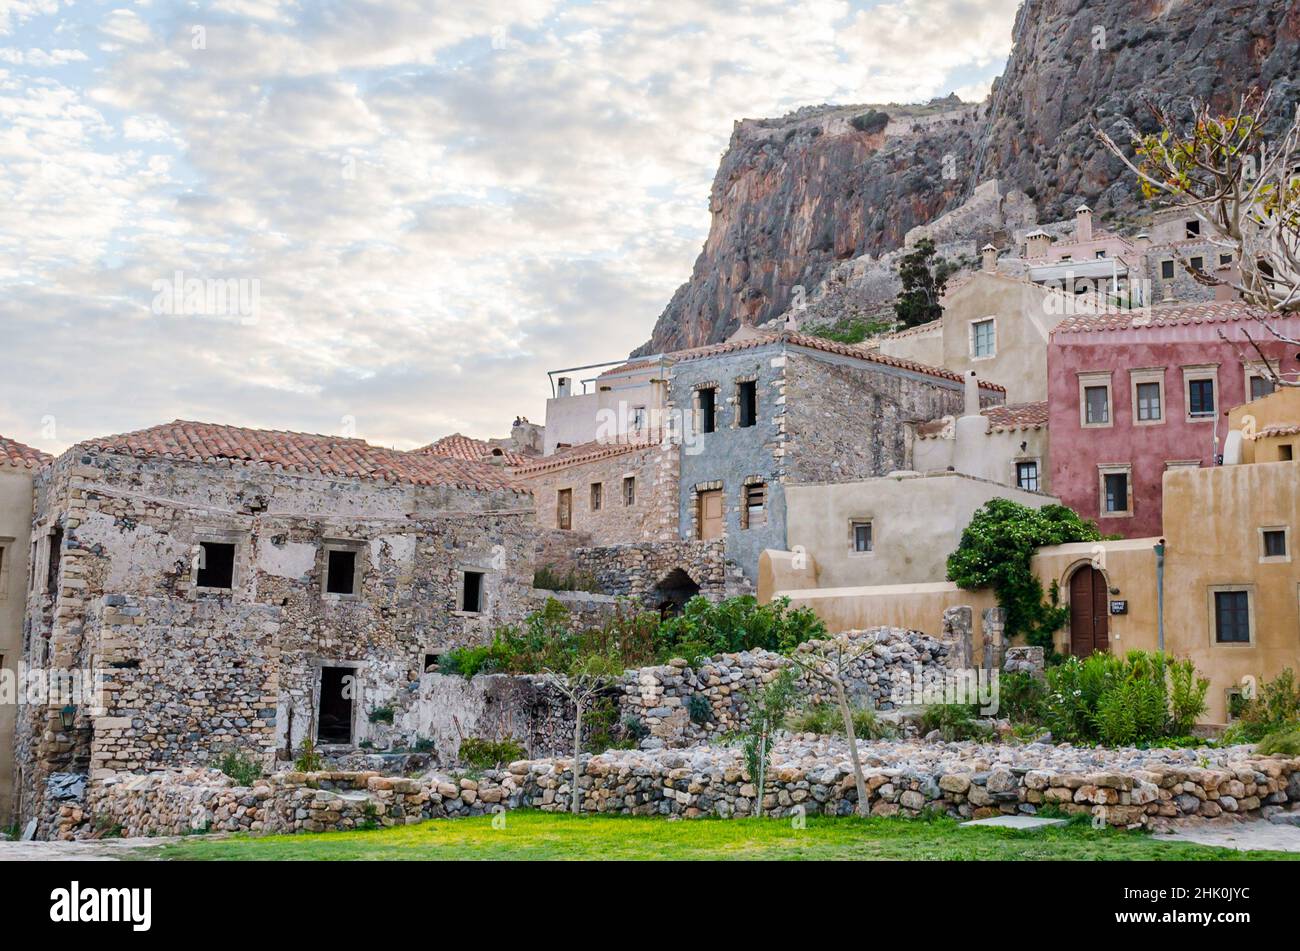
{"left": 1048, "top": 301, "right": 1300, "bottom": 538}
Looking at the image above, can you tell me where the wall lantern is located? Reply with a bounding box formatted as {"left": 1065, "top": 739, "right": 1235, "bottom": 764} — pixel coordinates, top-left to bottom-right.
{"left": 59, "top": 704, "right": 76, "bottom": 729}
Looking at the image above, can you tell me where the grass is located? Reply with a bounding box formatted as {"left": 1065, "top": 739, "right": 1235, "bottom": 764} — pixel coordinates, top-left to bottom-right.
{"left": 152, "top": 811, "right": 1300, "bottom": 862}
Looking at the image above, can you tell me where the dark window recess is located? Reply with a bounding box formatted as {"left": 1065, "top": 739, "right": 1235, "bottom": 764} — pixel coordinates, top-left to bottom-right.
{"left": 698, "top": 388, "right": 717, "bottom": 433}
{"left": 1016, "top": 462, "right": 1039, "bottom": 492}
{"left": 318, "top": 666, "right": 354, "bottom": 744}
{"left": 462, "top": 570, "right": 484, "bottom": 613}
{"left": 1263, "top": 530, "right": 1287, "bottom": 558}
{"left": 423, "top": 653, "right": 441, "bottom": 673}
{"left": 1104, "top": 473, "right": 1128, "bottom": 513}
{"left": 326, "top": 548, "right": 357, "bottom": 595}
{"left": 590, "top": 483, "right": 602, "bottom": 511}
{"left": 1189, "top": 256, "right": 1204, "bottom": 272}
{"left": 1188, "top": 379, "right": 1216, "bottom": 417}
{"left": 1250, "top": 375, "right": 1275, "bottom": 400}
{"left": 1280, "top": 445, "right": 1295, "bottom": 461}
{"left": 46, "top": 526, "right": 63, "bottom": 595}
{"left": 1214, "top": 591, "right": 1250, "bottom": 643}
{"left": 196, "top": 541, "right": 235, "bottom": 589}
{"left": 623, "top": 476, "right": 636, "bottom": 506}
{"left": 1161, "top": 260, "right": 1175, "bottom": 280}
{"left": 853, "top": 522, "right": 872, "bottom": 553}
{"left": 737, "top": 380, "right": 758, "bottom": 428}
{"left": 1185, "top": 220, "right": 1200, "bottom": 238}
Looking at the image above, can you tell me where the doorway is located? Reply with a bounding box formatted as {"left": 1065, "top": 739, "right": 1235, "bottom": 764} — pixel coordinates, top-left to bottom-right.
{"left": 317, "top": 666, "right": 355, "bottom": 744}
{"left": 696, "top": 489, "right": 723, "bottom": 540}
{"left": 1068, "top": 566, "right": 1109, "bottom": 656}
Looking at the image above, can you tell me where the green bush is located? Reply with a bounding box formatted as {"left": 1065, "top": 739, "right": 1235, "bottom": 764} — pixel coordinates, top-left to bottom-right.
{"left": 788, "top": 701, "right": 893, "bottom": 740}
{"left": 1256, "top": 727, "right": 1300, "bottom": 756}
{"left": 367, "top": 705, "right": 395, "bottom": 725}
{"left": 919, "top": 704, "right": 990, "bottom": 742}
{"left": 216, "top": 751, "right": 263, "bottom": 786}
{"left": 655, "top": 596, "right": 825, "bottom": 662}
{"left": 1168, "top": 658, "right": 1210, "bottom": 735}
{"left": 996, "top": 671, "right": 1047, "bottom": 723}
{"left": 686, "top": 693, "right": 713, "bottom": 725}
{"left": 293, "top": 738, "right": 323, "bottom": 773}
{"left": 1223, "top": 668, "right": 1300, "bottom": 744}
{"left": 458, "top": 737, "right": 526, "bottom": 770}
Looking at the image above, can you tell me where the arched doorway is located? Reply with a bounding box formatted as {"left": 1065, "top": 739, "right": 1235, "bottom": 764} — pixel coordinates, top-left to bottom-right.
{"left": 652, "top": 568, "right": 699, "bottom": 618}
{"left": 1068, "top": 565, "right": 1109, "bottom": 656}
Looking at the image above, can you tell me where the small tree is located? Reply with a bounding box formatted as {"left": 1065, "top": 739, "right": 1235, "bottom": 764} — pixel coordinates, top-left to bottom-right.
{"left": 786, "top": 637, "right": 876, "bottom": 817}
{"left": 738, "top": 666, "right": 798, "bottom": 818}
{"left": 894, "top": 237, "right": 954, "bottom": 327}
{"left": 1096, "top": 91, "right": 1300, "bottom": 384}
{"left": 545, "top": 649, "right": 626, "bottom": 815}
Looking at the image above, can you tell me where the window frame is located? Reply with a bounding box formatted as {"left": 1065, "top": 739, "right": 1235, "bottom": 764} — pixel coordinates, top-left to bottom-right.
{"left": 322, "top": 539, "right": 365, "bottom": 600}
{"left": 1243, "top": 361, "right": 1277, "bottom": 402}
{"left": 192, "top": 531, "right": 241, "bottom": 593}
{"left": 1160, "top": 259, "right": 1175, "bottom": 281}
{"left": 1015, "top": 460, "right": 1040, "bottom": 492}
{"left": 1097, "top": 464, "right": 1133, "bottom": 518}
{"left": 736, "top": 379, "right": 758, "bottom": 429}
{"left": 696, "top": 386, "right": 718, "bottom": 435}
{"left": 1209, "top": 586, "right": 1254, "bottom": 646}
{"left": 622, "top": 475, "right": 636, "bottom": 507}
{"left": 740, "top": 480, "right": 767, "bottom": 530}
{"left": 969, "top": 317, "right": 997, "bottom": 360}
{"left": 1078, "top": 371, "right": 1113, "bottom": 429}
{"left": 1259, "top": 526, "right": 1291, "bottom": 564}
{"left": 1182, "top": 364, "right": 1219, "bottom": 422}
{"left": 556, "top": 488, "right": 573, "bottom": 530}
{"left": 589, "top": 481, "right": 603, "bottom": 512}
{"left": 849, "top": 519, "right": 874, "bottom": 555}
{"left": 1129, "top": 368, "right": 1165, "bottom": 426}
{"left": 458, "top": 569, "right": 486, "bottom": 615}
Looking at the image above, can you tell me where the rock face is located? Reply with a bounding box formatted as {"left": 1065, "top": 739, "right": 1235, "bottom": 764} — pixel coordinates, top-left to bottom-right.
{"left": 637, "top": 0, "right": 1300, "bottom": 355}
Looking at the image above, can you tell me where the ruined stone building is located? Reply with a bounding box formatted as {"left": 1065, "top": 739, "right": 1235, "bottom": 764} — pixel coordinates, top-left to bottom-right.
{"left": 14, "top": 421, "right": 536, "bottom": 830}
{"left": 0, "top": 435, "right": 49, "bottom": 825}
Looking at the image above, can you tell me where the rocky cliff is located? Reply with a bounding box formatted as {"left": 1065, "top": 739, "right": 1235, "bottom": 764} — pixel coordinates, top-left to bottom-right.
{"left": 637, "top": 0, "right": 1300, "bottom": 355}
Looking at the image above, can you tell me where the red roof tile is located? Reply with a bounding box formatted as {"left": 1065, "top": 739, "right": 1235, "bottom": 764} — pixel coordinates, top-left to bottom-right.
{"left": 76, "top": 421, "right": 525, "bottom": 492}
{"left": 0, "top": 434, "right": 51, "bottom": 470}
{"left": 511, "top": 439, "right": 654, "bottom": 475}
{"left": 1259, "top": 424, "right": 1300, "bottom": 438}
{"left": 416, "top": 433, "right": 528, "bottom": 466}
{"left": 1053, "top": 300, "right": 1282, "bottom": 335}
{"left": 983, "top": 401, "right": 1049, "bottom": 432}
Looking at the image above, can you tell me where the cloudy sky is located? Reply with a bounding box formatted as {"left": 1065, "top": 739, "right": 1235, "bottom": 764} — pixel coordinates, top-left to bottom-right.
{"left": 0, "top": 0, "right": 1020, "bottom": 453}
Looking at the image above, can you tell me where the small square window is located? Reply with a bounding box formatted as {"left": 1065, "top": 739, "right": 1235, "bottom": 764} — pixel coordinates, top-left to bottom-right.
{"left": 1160, "top": 260, "right": 1175, "bottom": 280}
{"left": 1262, "top": 529, "right": 1287, "bottom": 559}
{"left": 1016, "top": 461, "right": 1039, "bottom": 492}
{"left": 1189, "top": 256, "right": 1204, "bottom": 272}
{"left": 423, "top": 653, "right": 442, "bottom": 673}
{"left": 737, "top": 380, "right": 758, "bottom": 428}
{"left": 1103, "top": 472, "right": 1129, "bottom": 514}
{"left": 1213, "top": 590, "right": 1250, "bottom": 643}
{"left": 971, "top": 319, "right": 995, "bottom": 358}
{"left": 1185, "top": 220, "right": 1201, "bottom": 238}
{"left": 1280, "top": 445, "right": 1295, "bottom": 461}
{"left": 196, "top": 541, "right": 235, "bottom": 589}
{"left": 623, "top": 476, "right": 635, "bottom": 506}
{"left": 1084, "top": 385, "right": 1110, "bottom": 424}
{"left": 1219, "top": 252, "right": 1233, "bottom": 267}
{"left": 1095, "top": 250, "right": 1106, "bottom": 259}
{"left": 461, "top": 571, "right": 484, "bottom": 613}
{"left": 852, "top": 521, "right": 873, "bottom": 553}
{"left": 1135, "top": 381, "right": 1162, "bottom": 421}
{"left": 325, "top": 548, "right": 357, "bottom": 595}
{"left": 590, "top": 482, "right": 602, "bottom": 511}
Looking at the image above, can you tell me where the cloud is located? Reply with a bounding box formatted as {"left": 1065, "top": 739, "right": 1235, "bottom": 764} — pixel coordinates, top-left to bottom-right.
{"left": 0, "top": 0, "right": 1018, "bottom": 454}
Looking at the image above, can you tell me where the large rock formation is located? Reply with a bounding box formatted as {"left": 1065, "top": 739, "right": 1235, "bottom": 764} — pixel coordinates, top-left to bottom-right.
{"left": 637, "top": 0, "right": 1300, "bottom": 355}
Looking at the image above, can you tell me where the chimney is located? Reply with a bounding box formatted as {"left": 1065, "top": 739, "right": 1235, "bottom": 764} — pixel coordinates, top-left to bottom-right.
{"left": 556, "top": 376, "right": 571, "bottom": 397}
{"left": 964, "top": 370, "right": 980, "bottom": 417}
{"left": 1024, "top": 229, "right": 1051, "bottom": 260}
{"left": 981, "top": 243, "right": 999, "bottom": 273}
{"left": 1075, "top": 203, "right": 1093, "bottom": 243}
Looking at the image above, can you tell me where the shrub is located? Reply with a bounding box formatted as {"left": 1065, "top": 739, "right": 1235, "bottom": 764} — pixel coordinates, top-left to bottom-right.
{"left": 849, "top": 110, "right": 889, "bottom": 135}
{"left": 216, "top": 751, "right": 263, "bottom": 786}
{"left": 367, "top": 705, "right": 395, "bottom": 725}
{"left": 919, "top": 704, "right": 990, "bottom": 742}
{"left": 1256, "top": 726, "right": 1300, "bottom": 756}
{"left": 293, "top": 738, "right": 323, "bottom": 773}
{"left": 620, "top": 715, "right": 649, "bottom": 744}
{"left": 1224, "top": 668, "right": 1300, "bottom": 743}
{"left": 655, "top": 595, "right": 825, "bottom": 661}
{"left": 788, "top": 701, "right": 893, "bottom": 740}
{"left": 458, "top": 737, "right": 526, "bottom": 770}
{"left": 686, "top": 693, "right": 713, "bottom": 725}
{"left": 1168, "top": 658, "right": 1210, "bottom": 735}
{"left": 996, "top": 671, "right": 1047, "bottom": 723}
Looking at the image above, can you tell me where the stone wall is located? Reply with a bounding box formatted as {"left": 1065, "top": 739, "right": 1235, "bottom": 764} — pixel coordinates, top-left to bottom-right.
{"left": 53, "top": 740, "right": 1300, "bottom": 839}
{"left": 573, "top": 539, "right": 749, "bottom": 611}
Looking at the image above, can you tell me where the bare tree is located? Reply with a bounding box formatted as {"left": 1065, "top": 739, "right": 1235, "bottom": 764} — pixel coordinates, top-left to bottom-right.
{"left": 544, "top": 650, "right": 625, "bottom": 815}
{"left": 786, "top": 635, "right": 877, "bottom": 817}
{"left": 1096, "top": 90, "right": 1300, "bottom": 385}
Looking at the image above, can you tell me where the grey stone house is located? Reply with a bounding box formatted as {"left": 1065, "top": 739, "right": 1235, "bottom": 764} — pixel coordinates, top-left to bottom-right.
{"left": 668, "top": 330, "right": 1006, "bottom": 580}
{"left": 14, "top": 420, "right": 536, "bottom": 832}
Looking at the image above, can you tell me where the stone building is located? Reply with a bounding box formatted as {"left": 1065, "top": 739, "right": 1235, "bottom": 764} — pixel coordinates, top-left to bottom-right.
{"left": 14, "top": 420, "right": 536, "bottom": 832}
{"left": 1, "top": 435, "right": 49, "bottom": 825}
{"left": 669, "top": 329, "right": 1005, "bottom": 581}
{"left": 914, "top": 396, "right": 1051, "bottom": 494}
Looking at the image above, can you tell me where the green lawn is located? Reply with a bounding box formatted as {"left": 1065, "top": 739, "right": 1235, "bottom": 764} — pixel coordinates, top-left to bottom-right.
{"left": 153, "top": 811, "right": 1300, "bottom": 861}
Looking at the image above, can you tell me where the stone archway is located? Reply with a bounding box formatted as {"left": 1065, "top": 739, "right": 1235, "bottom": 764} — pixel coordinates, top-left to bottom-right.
{"left": 651, "top": 568, "right": 700, "bottom": 618}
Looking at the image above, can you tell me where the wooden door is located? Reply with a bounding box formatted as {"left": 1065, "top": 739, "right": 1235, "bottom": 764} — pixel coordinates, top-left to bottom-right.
{"left": 1068, "top": 566, "right": 1109, "bottom": 656}
{"left": 557, "top": 488, "right": 572, "bottom": 530}
{"left": 697, "top": 490, "right": 723, "bottom": 540}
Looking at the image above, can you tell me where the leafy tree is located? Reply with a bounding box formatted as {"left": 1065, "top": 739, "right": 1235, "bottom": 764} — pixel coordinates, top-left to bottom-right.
{"left": 737, "top": 666, "right": 798, "bottom": 818}
{"left": 946, "top": 499, "right": 1101, "bottom": 649}
{"left": 545, "top": 648, "right": 627, "bottom": 815}
{"left": 893, "top": 237, "right": 955, "bottom": 327}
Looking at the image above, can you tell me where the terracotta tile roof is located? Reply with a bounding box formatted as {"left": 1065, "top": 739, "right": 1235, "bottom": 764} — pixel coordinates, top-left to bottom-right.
{"left": 416, "top": 433, "right": 528, "bottom": 466}
{"left": 76, "top": 420, "right": 525, "bottom": 492}
{"left": 1052, "top": 300, "right": 1281, "bottom": 335}
{"left": 1259, "top": 423, "right": 1300, "bottom": 438}
{"left": 983, "top": 401, "right": 1049, "bottom": 432}
{"left": 597, "top": 357, "right": 665, "bottom": 379}
{"left": 878, "top": 317, "right": 941, "bottom": 340}
{"left": 668, "top": 330, "right": 1004, "bottom": 391}
{"left": 0, "top": 434, "right": 51, "bottom": 470}
{"left": 511, "top": 439, "right": 654, "bottom": 475}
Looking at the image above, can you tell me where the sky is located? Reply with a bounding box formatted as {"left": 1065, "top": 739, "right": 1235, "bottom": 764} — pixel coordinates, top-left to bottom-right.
{"left": 0, "top": 0, "right": 1021, "bottom": 454}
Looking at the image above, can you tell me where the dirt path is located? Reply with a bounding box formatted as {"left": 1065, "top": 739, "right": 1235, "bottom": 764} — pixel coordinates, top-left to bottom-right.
{"left": 0, "top": 836, "right": 176, "bottom": 861}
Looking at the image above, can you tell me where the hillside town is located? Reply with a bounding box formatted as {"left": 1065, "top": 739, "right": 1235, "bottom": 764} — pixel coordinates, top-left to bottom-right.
{"left": 3, "top": 177, "right": 1299, "bottom": 845}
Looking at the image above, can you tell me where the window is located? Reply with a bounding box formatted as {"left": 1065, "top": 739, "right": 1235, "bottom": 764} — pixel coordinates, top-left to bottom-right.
{"left": 1099, "top": 466, "right": 1131, "bottom": 517}
{"left": 1219, "top": 252, "right": 1233, "bottom": 267}
{"left": 1095, "top": 250, "right": 1106, "bottom": 259}
{"left": 1187, "top": 378, "right": 1216, "bottom": 418}
{"left": 557, "top": 488, "right": 572, "bottom": 530}
{"left": 741, "top": 482, "right": 766, "bottom": 529}
{"left": 622, "top": 476, "right": 635, "bottom": 506}
{"left": 423, "top": 653, "right": 441, "bottom": 673}
{"left": 196, "top": 541, "right": 235, "bottom": 589}
{"left": 631, "top": 406, "right": 647, "bottom": 433}
{"left": 46, "top": 525, "right": 63, "bottom": 595}
{"left": 737, "top": 380, "right": 758, "bottom": 428}
{"left": 1185, "top": 219, "right": 1200, "bottom": 238}
{"left": 590, "top": 482, "right": 602, "bottom": 511}
{"left": 971, "top": 319, "right": 995, "bottom": 358}
{"left": 1135, "top": 381, "right": 1162, "bottom": 421}
{"left": 851, "top": 521, "right": 873, "bottom": 553}
{"left": 698, "top": 388, "right": 717, "bottom": 434}
{"left": 1249, "top": 373, "right": 1275, "bottom": 400}
{"left": 1262, "top": 528, "right": 1288, "bottom": 561}
{"left": 1213, "top": 590, "right": 1251, "bottom": 643}
{"left": 1281, "top": 444, "right": 1295, "bottom": 461}
{"left": 1084, "top": 385, "right": 1110, "bottom": 425}
{"left": 1160, "top": 260, "right": 1175, "bottom": 280}
{"left": 1189, "top": 255, "right": 1204, "bottom": 272}
{"left": 324, "top": 548, "right": 358, "bottom": 596}
{"left": 461, "top": 570, "right": 484, "bottom": 613}
{"left": 1015, "top": 461, "right": 1039, "bottom": 492}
